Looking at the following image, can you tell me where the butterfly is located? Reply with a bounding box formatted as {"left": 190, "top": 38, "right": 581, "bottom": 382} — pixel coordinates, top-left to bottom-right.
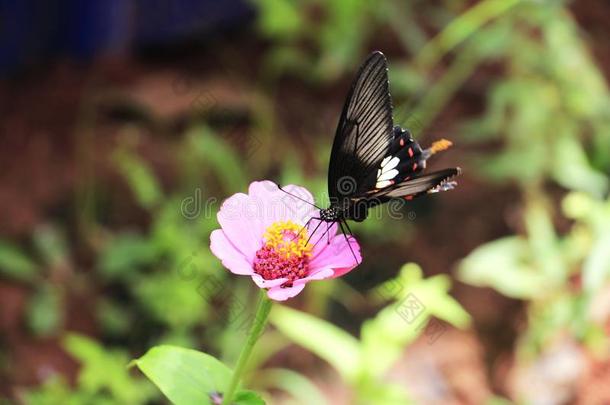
{"left": 280, "top": 51, "right": 460, "bottom": 261}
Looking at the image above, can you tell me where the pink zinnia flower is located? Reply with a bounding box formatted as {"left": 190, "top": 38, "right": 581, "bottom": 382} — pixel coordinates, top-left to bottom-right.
{"left": 210, "top": 181, "right": 361, "bottom": 301}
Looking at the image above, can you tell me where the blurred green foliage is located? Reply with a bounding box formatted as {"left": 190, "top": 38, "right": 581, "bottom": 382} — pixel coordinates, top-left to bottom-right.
{"left": 0, "top": 240, "right": 38, "bottom": 282}
{"left": 461, "top": 3, "right": 610, "bottom": 195}
{"left": 270, "top": 263, "right": 470, "bottom": 404}
{"left": 0, "top": 224, "right": 70, "bottom": 337}
{"left": 460, "top": 192, "right": 610, "bottom": 358}
{"left": 23, "top": 334, "right": 157, "bottom": 404}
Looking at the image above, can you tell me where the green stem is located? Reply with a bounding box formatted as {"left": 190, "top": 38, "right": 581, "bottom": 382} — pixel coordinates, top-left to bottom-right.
{"left": 415, "top": 0, "right": 522, "bottom": 71}
{"left": 221, "top": 290, "right": 272, "bottom": 405}
{"left": 408, "top": 47, "right": 481, "bottom": 131}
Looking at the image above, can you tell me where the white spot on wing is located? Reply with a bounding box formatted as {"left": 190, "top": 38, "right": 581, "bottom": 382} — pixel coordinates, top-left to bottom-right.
{"left": 377, "top": 169, "right": 399, "bottom": 181}
{"left": 376, "top": 180, "right": 393, "bottom": 188}
{"left": 376, "top": 155, "right": 401, "bottom": 189}
{"left": 380, "top": 156, "right": 399, "bottom": 171}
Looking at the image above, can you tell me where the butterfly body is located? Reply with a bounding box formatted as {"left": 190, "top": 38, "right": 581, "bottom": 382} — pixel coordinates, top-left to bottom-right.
{"left": 319, "top": 206, "right": 343, "bottom": 222}
{"left": 319, "top": 198, "right": 370, "bottom": 223}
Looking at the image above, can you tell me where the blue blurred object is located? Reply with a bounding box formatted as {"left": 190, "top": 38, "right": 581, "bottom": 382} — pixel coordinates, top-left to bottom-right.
{"left": 0, "top": 0, "right": 254, "bottom": 75}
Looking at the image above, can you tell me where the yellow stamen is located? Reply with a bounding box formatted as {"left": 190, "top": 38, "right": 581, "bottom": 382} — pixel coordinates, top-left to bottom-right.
{"left": 263, "top": 220, "right": 312, "bottom": 259}
{"left": 428, "top": 139, "right": 453, "bottom": 155}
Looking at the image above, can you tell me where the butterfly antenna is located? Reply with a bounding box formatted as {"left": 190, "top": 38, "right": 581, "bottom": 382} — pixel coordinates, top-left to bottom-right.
{"left": 276, "top": 183, "right": 322, "bottom": 210}
{"left": 339, "top": 220, "right": 361, "bottom": 266}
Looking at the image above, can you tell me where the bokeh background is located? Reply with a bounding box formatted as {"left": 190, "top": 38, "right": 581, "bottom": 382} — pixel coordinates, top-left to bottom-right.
{"left": 2, "top": 0, "right": 610, "bottom": 403}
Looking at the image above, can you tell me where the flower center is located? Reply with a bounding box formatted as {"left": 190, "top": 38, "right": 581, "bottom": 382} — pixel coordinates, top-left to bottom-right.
{"left": 253, "top": 221, "right": 312, "bottom": 285}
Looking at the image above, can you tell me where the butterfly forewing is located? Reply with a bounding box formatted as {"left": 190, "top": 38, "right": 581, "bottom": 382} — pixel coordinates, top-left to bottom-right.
{"left": 328, "top": 51, "right": 394, "bottom": 201}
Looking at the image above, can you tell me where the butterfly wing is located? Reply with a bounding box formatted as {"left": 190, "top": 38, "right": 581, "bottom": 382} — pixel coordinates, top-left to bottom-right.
{"left": 328, "top": 51, "right": 394, "bottom": 202}
{"left": 367, "top": 168, "right": 461, "bottom": 203}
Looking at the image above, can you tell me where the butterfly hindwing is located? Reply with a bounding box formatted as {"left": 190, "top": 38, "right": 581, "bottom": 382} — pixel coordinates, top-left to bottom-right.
{"left": 368, "top": 126, "right": 427, "bottom": 189}
{"left": 369, "top": 168, "right": 460, "bottom": 202}
{"left": 328, "top": 51, "right": 394, "bottom": 201}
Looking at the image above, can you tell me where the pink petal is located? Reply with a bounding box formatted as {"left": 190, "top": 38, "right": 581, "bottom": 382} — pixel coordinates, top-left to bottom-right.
{"left": 217, "top": 193, "right": 263, "bottom": 260}
{"left": 267, "top": 283, "right": 306, "bottom": 301}
{"left": 329, "top": 265, "right": 356, "bottom": 279}
{"left": 266, "top": 268, "right": 334, "bottom": 301}
{"left": 300, "top": 267, "right": 335, "bottom": 282}
{"left": 210, "top": 230, "right": 253, "bottom": 275}
{"left": 248, "top": 181, "right": 317, "bottom": 228}
{"left": 251, "top": 273, "right": 289, "bottom": 289}
{"left": 309, "top": 234, "right": 361, "bottom": 278}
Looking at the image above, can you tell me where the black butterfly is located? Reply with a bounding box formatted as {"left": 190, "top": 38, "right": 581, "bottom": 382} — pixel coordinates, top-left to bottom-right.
{"left": 280, "top": 51, "right": 460, "bottom": 261}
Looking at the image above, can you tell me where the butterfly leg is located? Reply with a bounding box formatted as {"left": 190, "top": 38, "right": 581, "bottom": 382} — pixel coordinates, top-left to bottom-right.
{"left": 292, "top": 216, "right": 313, "bottom": 242}
{"left": 309, "top": 221, "right": 333, "bottom": 249}
{"left": 305, "top": 219, "right": 323, "bottom": 247}
{"left": 339, "top": 220, "right": 361, "bottom": 266}
{"left": 342, "top": 219, "right": 356, "bottom": 240}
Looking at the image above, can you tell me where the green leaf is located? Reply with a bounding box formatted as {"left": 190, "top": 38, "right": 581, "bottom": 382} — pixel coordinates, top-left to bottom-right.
{"left": 372, "top": 263, "right": 471, "bottom": 328}
{"left": 458, "top": 237, "right": 549, "bottom": 299}
{"left": 363, "top": 263, "right": 470, "bottom": 377}
{"left": 233, "top": 391, "right": 266, "bottom": 405}
{"left": 64, "top": 334, "right": 154, "bottom": 403}
{"left": 0, "top": 240, "right": 38, "bottom": 281}
{"left": 359, "top": 381, "right": 413, "bottom": 405}
{"left": 98, "top": 233, "right": 156, "bottom": 280}
{"left": 20, "top": 376, "right": 97, "bottom": 405}
{"left": 256, "top": 368, "right": 328, "bottom": 405}
{"left": 361, "top": 305, "right": 421, "bottom": 377}
{"left": 133, "top": 272, "right": 208, "bottom": 328}
{"left": 523, "top": 200, "right": 566, "bottom": 284}
{"left": 254, "top": 0, "right": 303, "bottom": 39}
{"left": 270, "top": 305, "right": 361, "bottom": 382}
{"left": 582, "top": 235, "right": 610, "bottom": 294}
{"left": 552, "top": 132, "right": 608, "bottom": 197}
{"left": 28, "top": 286, "right": 63, "bottom": 336}
{"left": 186, "top": 127, "right": 247, "bottom": 193}
{"left": 97, "top": 299, "right": 131, "bottom": 336}
{"left": 32, "top": 224, "right": 69, "bottom": 268}
{"left": 113, "top": 147, "right": 163, "bottom": 210}
{"left": 132, "top": 345, "right": 232, "bottom": 405}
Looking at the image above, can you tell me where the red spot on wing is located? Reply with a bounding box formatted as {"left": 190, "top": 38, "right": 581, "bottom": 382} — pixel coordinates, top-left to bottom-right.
{"left": 408, "top": 147, "right": 414, "bottom": 157}
{"left": 404, "top": 195, "right": 414, "bottom": 201}
{"left": 412, "top": 162, "right": 418, "bottom": 171}
{"left": 400, "top": 138, "right": 405, "bottom": 147}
